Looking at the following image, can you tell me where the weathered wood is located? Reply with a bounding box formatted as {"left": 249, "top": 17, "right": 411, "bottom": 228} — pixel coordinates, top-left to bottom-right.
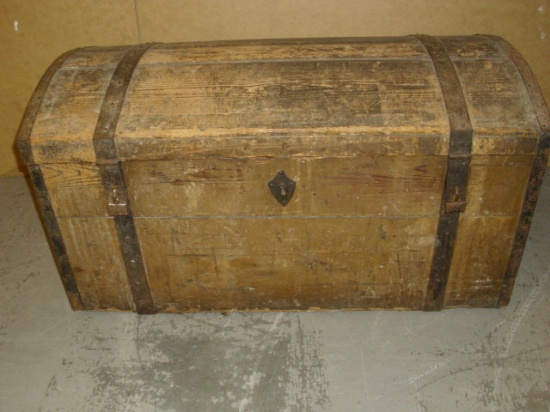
{"left": 14, "top": 47, "right": 85, "bottom": 310}
{"left": 25, "top": 38, "right": 543, "bottom": 163}
{"left": 426, "top": 155, "right": 535, "bottom": 309}
{"left": 414, "top": 35, "right": 473, "bottom": 310}
{"left": 16, "top": 48, "right": 82, "bottom": 166}
{"left": 93, "top": 44, "right": 157, "bottom": 314}
{"left": 17, "top": 36, "right": 549, "bottom": 312}
{"left": 498, "top": 149, "right": 550, "bottom": 306}
{"left": 135, "top": 217, "right": 438, "bottom": 311}
{"left": 440, "top": 36, "right": 508, "bottom": 59}
{"left": 486, "top": 36, "right": 550, "bottom": 307}
{"left": 62, "top": 46, "right": 132, "bottom": 69}
{"left": 116, "top": 59, "right": 449, "bottom": 142}
{"left": 57, "top": 218, "right": 134, "bottom": 310}
{"left": 28, "top": 166, "right": 84, "bottom": 310}
{"left": 117, "top": 134, "right": 450, "bottom": 161}
{"left": 31, "top": 47, "right": 129, "bottom": 164}
{"left": 124, "top": 156, "right": 446, "bottom": 217}
{"left": 463, "top": 157, "right": 534, "bottom": 216}
{"left": 40, "top": 163, "right": 108, "bottom": 217}
{"left": 445, "top": 216, "right": 519, "bottom": 307}
{"left": 139, "top": 37, "right": 428, "bottom": 66}
{"left": 452, "top": 59, "right": 539, "bottom": 136}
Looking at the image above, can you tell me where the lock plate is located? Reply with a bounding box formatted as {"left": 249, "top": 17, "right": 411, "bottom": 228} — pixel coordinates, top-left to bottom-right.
{"left": 268, "top": 170, "right": 296, "bottom": 206}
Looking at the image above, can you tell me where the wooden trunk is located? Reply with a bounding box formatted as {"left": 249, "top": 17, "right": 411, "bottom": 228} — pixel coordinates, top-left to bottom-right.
{"left": 17, "top": 36, "right": 550, "bottom": 313}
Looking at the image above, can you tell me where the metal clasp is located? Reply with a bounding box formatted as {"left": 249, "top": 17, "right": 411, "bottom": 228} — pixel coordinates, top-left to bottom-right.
{"left": 268, "top": 170, "right": 296, "bottom": 206}
{"left": 107, "top": 187, "right": 129, "bottom": 216}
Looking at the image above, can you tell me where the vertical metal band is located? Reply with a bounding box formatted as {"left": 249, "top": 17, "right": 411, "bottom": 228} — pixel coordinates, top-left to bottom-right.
{"left": 412, "top": 35, "right": 474, "bottom": 311}
{"left": 93, "top": 44, "right": 157, "bottom": 314}
{"left": 28, "top": 166, "right": 84, "bottom": 310}
{"left": 483, "top": 36, "right": 550, "bottom": 307}
{"left": 15, "top": 48, "right": 84, "bottom": 310}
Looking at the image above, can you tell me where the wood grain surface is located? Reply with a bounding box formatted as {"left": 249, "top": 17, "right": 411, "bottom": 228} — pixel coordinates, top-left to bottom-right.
{"left": 57, "top": 217, "right": 134, "bottom": 310}
{"left": 124, "top": 156, "right": 446, "bottom": 217}
{"left": 21, "top": 37, "right": 547, "bottom": 311}
{"left": 136, "top": 217, "right": 438, "bottom": 311}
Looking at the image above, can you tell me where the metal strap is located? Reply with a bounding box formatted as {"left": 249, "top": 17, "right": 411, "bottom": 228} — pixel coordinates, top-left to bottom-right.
{"left": 93, "top": 44, "right": 157, "bottom": 314}
{"left": 94, "top": 44, "right": 154, "bottom": 216}
{"left": 483, "top": 35, "right": 550, "bottom": 307}
{"left": 16, "top": 48, "right": 85, "bottom": 310}
{"left": 413, "top": 35, "right": 474, "bottom": 311}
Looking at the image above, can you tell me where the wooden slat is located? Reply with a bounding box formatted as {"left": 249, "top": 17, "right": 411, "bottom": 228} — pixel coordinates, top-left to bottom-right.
{"left": 124, "top": 156, "right": 445, "bottom": 217}
{"left": 444, "top": 37, "right": 541, "bottom": 310}
{"left": 62, "top": 46, "right": 130, "bottom": 69}
{"left": 16, "top": 48, "right": 82, "bottom": 166}
{"left": 139, "top": 37, "right": 428, "bottom": 66}
{"left": 463, "top": 156, "right": 534, "bottom": 216}
{"left": 115, "top": 59, "right": 449, "bottom": 146}
{"left": 135, "top": 217, "right": 438, "bottom": 311}
{"left": 31, "top": 69, "right": 118, "bottom": 164}
{"left": 439, "top": 36, "right": 507, "bottom": 59}
{"left": 452, "top": 59, "right": 540, "bottom": 136}
{"left": 472, "top": 135, "right": 539, "bottom": 156}
{"left": 445, "top": 216, "right": 519, "bottom": 308}
{"left": 116, "top": 133, "right": 450, "bottom": 161}
{"left": 40, "top": 163, "right": 108, "bottom": 217}
{"left": 486, "top": 35, "right": 550, "bottom": 308}
{"left": 57, "top": 218, "right": 134, "bottom": 310}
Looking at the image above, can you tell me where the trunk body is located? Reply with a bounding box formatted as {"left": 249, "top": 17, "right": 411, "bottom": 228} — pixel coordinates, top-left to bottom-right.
{"left": 17, "top": 36, "right": 549, "bottom": 312}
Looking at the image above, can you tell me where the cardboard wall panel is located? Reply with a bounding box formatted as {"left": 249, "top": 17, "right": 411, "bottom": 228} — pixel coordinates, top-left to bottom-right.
{"left": 1, "top": 0, "right": 549, "bottom": 176}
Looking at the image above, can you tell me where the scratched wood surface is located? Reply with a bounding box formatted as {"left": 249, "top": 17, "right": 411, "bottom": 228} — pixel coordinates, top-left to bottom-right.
{"left": 41, "top": 163, "right": 108, "bottom": 217}
{"left": 57, "top": 218, "right": 133, "bottom": 310}
{"left": 23, "top": 36, "right": 546, "bottom": 311}
{"left": 135, "top": 217, "right": 438, "bottom": 311}
{"left": 27, "top": 37, "right": 540, "bottom": 164}
{"left": 445, "top": 216, "right": 520, "bottom": 308}
{"left": 122, "top": 61, "right": 439, "bottom": 132}
{"left": 128, "top": 155, "right": 444, "bottom": 310}
{"left": 30, "top": 47, "right": 130, "bottom": 164}
{"left": 445, "top": 155, "right": 533, "bottom": 307}
{"left": 138, "top": 37, "right": 428, "bottom": 65}
{"left": 124, "top": 156, "right": 446, "bottom": 217}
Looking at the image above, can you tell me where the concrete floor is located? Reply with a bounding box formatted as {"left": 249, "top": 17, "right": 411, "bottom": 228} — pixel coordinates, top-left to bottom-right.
{"left": 0, "top": 175, "right": 549, "bottom": 412}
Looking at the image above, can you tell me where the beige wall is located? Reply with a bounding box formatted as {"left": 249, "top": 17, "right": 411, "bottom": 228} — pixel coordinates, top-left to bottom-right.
{"left": 1, "top": 0, "right": 549, "bottom": 176}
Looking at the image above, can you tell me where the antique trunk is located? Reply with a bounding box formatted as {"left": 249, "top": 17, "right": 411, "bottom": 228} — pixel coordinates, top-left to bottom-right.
{"left": 17, "top": 36, "right": 549, "bottom": 313}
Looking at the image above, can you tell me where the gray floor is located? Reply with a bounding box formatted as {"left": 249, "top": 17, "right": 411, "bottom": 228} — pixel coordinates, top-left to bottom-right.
{"left": 0, "top": 175, "right": 549, "bottom": 412}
